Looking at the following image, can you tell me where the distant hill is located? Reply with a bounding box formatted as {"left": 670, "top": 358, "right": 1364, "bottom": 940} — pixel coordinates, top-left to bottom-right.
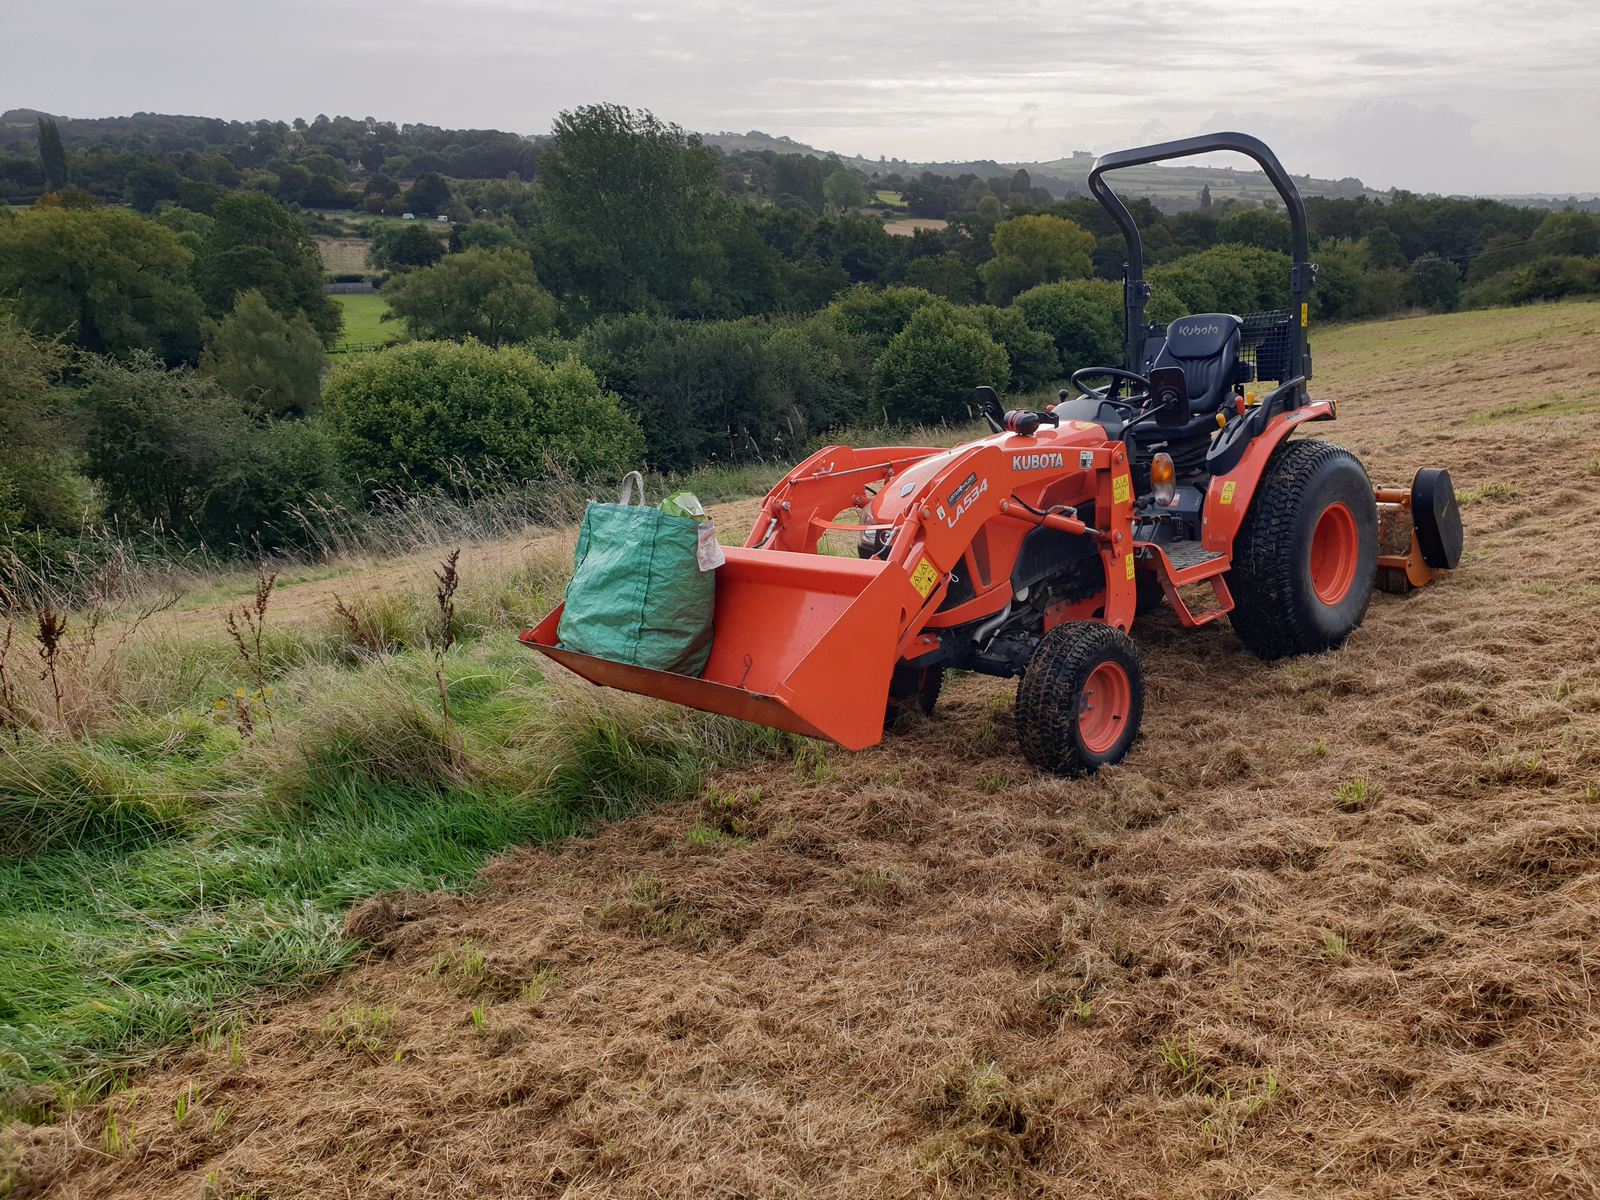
{"left": 701, "top": 130, "right": 1375, "bottom": 204}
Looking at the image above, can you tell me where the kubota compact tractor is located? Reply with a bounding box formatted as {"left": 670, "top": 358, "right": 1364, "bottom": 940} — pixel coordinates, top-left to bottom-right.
{"left": 523, "top": 133, "right": 1463, "bottom": 774}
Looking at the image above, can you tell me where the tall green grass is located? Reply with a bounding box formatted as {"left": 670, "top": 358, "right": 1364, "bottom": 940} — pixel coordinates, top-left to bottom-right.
{"left": 0, "top": 567, "right": 791, "bottom": 1117}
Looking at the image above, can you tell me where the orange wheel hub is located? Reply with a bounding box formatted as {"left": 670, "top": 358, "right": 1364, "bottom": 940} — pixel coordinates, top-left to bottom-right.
{"left": 1078, "top": 661, "right": 1132, "bottom": 754}
{"left": 1309, "top": 501, "right": 1358, "bottom": 606}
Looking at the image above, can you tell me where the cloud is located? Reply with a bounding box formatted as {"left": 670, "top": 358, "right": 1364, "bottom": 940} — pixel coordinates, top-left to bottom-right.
{"left": 1, "top": 0, "right": 1596, "bottom": 192}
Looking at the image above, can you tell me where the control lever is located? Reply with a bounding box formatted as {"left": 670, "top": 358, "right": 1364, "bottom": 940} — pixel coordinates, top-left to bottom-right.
{"left": 974, "top": 385, "right": 1006, "bottom": 433}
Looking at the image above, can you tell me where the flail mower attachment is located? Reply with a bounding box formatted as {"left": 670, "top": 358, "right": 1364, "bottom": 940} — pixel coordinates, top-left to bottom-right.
{"left": 1375, "top": 468, "right": 1465, "bottom": 593}
{"left": 521, "top": 131, "right": 1465, "bottom": 774}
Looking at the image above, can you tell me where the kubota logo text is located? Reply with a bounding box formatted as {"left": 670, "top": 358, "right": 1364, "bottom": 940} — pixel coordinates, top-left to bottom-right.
{"left": 1012, "top": 452, "right": 1064, "bottom": 471}
{"left": 1177, "top": 323, "right": 1220, "bottom": 337}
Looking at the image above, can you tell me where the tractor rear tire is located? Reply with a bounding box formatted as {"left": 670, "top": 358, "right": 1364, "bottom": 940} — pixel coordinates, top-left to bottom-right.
{"left": 1015, "top": 622, "right": 1144, "bottom": 775}
{"left": 885, "top": 664, "right": 944, "bottom": 730}
{"left": 1227, "top": 439, "right": 1378, "bottom": 660}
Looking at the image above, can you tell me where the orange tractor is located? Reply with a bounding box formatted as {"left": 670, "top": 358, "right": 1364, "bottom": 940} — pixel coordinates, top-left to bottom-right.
{"left": 523, "top": 133, "right": 1463, "bottom": 774}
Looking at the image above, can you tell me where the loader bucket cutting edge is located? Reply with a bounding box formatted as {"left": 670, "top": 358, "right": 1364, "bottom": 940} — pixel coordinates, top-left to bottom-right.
{"left": 520, "top": 546, "right": 907, "bottom": 750}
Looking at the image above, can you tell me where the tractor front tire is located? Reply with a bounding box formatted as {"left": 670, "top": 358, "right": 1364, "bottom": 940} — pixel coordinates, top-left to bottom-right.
{"left": 1227, "top": 439, "right": 1378, "bottom": 660}
{"left": 1016, "top": 622, "right": 1144, "bottom": 775}
{"left": 885, "top": 664, "right": 944, "bottom": 730}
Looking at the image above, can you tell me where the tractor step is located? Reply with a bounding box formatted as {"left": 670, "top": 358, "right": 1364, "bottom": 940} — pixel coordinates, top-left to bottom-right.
{"left": 1138, "top": 539, "right": 1234, "bottom": 627}
{"left": 1163, "top": 540, "right": 1225, "bottom": 575}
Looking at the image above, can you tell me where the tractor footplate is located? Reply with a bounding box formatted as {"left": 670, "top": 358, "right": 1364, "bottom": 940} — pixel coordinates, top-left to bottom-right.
{"left": 1164, "top": 541, "right": 1225, "bottom": 572}
{"left": 1139, "top": 540, "right": 1234, "bottom": 627}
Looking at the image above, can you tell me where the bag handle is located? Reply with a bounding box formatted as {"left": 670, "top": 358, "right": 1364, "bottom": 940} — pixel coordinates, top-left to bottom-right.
{"left": 616, "top": 471, "right": 645, "bottom": 507}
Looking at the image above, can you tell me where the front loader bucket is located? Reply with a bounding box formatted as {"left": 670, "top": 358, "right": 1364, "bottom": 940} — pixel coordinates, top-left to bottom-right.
{"left": 521, "top": 547, "right": 907, "bottom": 749}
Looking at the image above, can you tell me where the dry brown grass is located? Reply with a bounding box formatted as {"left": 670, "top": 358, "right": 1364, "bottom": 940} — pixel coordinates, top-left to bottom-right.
{"left": 10, "top": 304, "right": 1600, "bottom": 1198}
{"left": 315, "top": 237, "right": 373, "bottom": 277}
{"left": 883, "top": 217, "right": 950, "bottom": 237}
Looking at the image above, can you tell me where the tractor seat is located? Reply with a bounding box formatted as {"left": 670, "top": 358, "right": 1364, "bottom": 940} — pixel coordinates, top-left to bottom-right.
{"left": 1146, "top": 313, "right": 1243, "bottom": 439}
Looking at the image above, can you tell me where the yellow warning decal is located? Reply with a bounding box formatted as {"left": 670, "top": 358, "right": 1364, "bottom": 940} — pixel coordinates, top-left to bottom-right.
{"left": 1301, "top": 302, "right": 1309, "bottom": 329}
{"left": 910, "top": 557, "right": 939, "bottom": 599}
{"left": 1112, "top": 473, "right": 1131, "bottom": 504}
{"left": 1220, "top": 481, "right": 1237, "bottom": 504}
{"left": 1124, "top": 553, "right": 1136, "bottom": 581}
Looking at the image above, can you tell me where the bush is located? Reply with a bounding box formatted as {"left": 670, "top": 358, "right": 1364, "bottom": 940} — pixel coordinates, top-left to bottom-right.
{"left": 1012, "top": 279, "right": 1124, "bottom": 375}
{"left": 822, "top": 284, "right": 952, "bottom": 352}
{"left": 576, "top": 314, "right": 868, "bottom": 472}
{"left": 956, "top": 305, "right": 1058, "bottom": 392}
{"left": 200, "top": 418, "right": 343, "bottom": 550}
{"left": 869, "top": 307, "right": 1009, "bottom": 424}
{"left": 322, "top": 341, "right": 644, "bottom": 492}
{"left": 78, "top": 353, "right": 254, "bottom": 532}
{"left": 75, "top": 353, "right": 338, "bottom": 547}
{"left": 1462, "top": 256, "right": 1600, "bottom": 308}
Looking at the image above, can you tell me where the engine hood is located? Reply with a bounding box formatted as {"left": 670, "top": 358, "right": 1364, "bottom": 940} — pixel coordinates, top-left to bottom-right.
{"left": 867, "top": 421, "right": 1110, "bottom": 525}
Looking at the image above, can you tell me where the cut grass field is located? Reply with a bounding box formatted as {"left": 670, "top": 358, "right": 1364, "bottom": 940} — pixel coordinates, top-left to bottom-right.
{"left": 329, "top": 291, "right": 400, "bottom": 355}
{"left": 6, "top": 301, "right": 1600, "bottom": 1198}
{"left": 313, "top": 236, "right": 373, "bottom": 279}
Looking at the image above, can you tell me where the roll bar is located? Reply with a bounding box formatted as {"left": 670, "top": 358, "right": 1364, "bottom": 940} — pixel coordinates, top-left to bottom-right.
{"left": 1088, "top": 132, "right": 1314, "bottom": 383}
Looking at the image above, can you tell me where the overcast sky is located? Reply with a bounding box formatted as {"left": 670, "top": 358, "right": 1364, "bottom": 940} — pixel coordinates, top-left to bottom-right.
{"left": 4, "top": 0, "right": 1597, "bottom": 194}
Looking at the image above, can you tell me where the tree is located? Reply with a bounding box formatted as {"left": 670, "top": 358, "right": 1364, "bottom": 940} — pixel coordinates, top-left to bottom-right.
{"left": 381, "top": 248, "right": 559, "bottom": 346}
{"left": 405, "top": 171, "right": 451, "bottom": 215}
{"left": 1532, "top": 210, "right": 1599, "bottom": 258}
{"left": 36, "top": 118, "right": 67, "bottom": 191}
{"left": 574, "top": 314, "right": 859, "bottom": 471}
{"left": 823, "top": 169, "right": 869, "bottom": 213}
{"left": 201, "top": 290, "right": 325, "bottom": 418}
{"left": 195, "top": 192, "right": 341, "bottom": 343}
{"left": 321, "top": 341, "right": 644, "bottom": 491}
{"left": 1199, "top": 184, "right": 1212, "bottom": 209}
{"left": 0, "top": 312, "right": 76, "bottom": 537}
{"left": 126, "top": 159, "right": 180, "bottom": 212}
{"left": 771, "top": 155, "right": 826, "bottom": 213}
{"left": 1403, "top": 254, "right": 1461, "bottom": 312}
{"left": 1216, "top": 206, "right": 1290, "bottom": 253}
{"left": 536, "top": 104, "right": 728, "bottom": 313}
{"left": 1147, "top": 244, "right": 1289, "bottom": 315}
{"left": 0, "top": 206, "right": 205, "bottom": 362}
{"left": 1364, "top": 226, "right": 1407, "bottom": 269}
{"left": 904, "top": 254, "right": 977, "bottom": 302}
{"left": 980, "top": 214, "right": 1095, "bottom": 304}
{"left": 370, "top": 222, "right": 445, "bottom": 271}
{"left": 869, "top": 308, "right": 1009, "bottom": 424}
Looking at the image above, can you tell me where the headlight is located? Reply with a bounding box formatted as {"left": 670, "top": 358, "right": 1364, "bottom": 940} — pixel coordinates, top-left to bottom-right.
{"left": 857, "top": 527, "right": 893, "bottom": 559}
{"left": 1150, "top": 452, "right": 1176, "bottom": 507}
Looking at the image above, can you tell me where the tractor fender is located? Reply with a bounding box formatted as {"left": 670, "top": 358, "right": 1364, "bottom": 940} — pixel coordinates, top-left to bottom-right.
{"left": 1200, "top": 401, "right": 1335, "bottom": 554}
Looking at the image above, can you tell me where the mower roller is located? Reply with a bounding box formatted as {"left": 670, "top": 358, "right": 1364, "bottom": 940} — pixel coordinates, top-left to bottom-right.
{"left": 522, "top": 132, "right": 1464, "bottom": 774}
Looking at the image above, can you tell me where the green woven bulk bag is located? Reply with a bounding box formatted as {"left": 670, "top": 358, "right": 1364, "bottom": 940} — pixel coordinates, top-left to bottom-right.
{"left": 557, "top": 473, "right": 717, "bottom": 676}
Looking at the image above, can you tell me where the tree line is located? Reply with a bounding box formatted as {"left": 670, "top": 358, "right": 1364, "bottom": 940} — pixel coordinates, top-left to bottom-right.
{"left": 3, "top": 102, "right": 1598, "bottom": 579}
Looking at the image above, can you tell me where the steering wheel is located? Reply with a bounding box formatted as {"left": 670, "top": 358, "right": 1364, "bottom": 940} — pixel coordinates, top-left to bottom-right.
{"left": 1070, "top": 367, "right": 1151, "bottom": 407}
